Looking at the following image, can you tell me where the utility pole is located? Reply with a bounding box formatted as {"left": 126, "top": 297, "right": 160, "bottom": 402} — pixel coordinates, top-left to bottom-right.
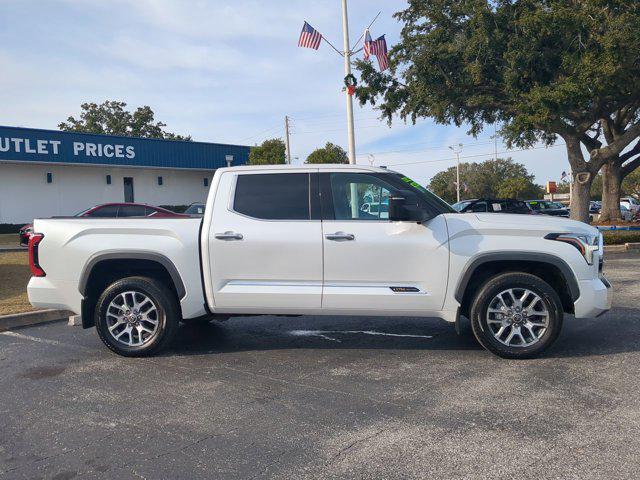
{"left": 449, "top": 144, "right": 463, "bottom": 202}
{"left": 341, "top": 0, "right": 356, "bottom": 165}
{"left": 493, "top": 124, "right": 498, "bottom": 161}
{"left": 284, "top": 115, "right": 292, "bottom": 164}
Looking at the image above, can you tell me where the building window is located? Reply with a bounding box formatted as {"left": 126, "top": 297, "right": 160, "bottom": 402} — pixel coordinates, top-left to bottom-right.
{"left": 106, "top": 175, "right": 112, "bottom": 185}
{"left": 158, "top": 176, "right": 163, "bottom": 186}
{"left": 204, "top": 178, "right": 209, "bottom": 187}
{"left": 46, "top": 172, "right": 53, "bottom": 184}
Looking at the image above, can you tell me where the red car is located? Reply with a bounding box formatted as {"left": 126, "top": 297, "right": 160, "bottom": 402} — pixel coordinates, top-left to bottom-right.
{"left": 18, "top": 203, "right": 187, "bottom": 246}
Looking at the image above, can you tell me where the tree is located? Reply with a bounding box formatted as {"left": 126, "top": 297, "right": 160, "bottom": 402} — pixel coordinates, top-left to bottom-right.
{"left": 497, "top": 177, "right": 543, "bottom": 200}
{"left": 59, "top": 101, "right": 191, "bottom": 140}
{"left": 355, "top": 0, "right": 640, "bottom": 222}
{"left": 306, "top": 142, "right": 349, "bottom": 164}
{"left": 429, "top": 158, "right": 541, "bottom": 203}
{"left": 248, "top": 138, "right": 286, "bottom": 165}
{"left": 622, "top": 169, "right": 640, "bottom": 199}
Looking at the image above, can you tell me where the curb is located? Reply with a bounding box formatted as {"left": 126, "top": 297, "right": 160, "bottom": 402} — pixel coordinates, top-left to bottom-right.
{"left": 0, "top": 309, "right": 71, "bottom": 332}
{"left": 0, "top": 247, "right": 27, "bottom": 253}
{"left": 604, "top": 242, "right": 640, "bottom": 253}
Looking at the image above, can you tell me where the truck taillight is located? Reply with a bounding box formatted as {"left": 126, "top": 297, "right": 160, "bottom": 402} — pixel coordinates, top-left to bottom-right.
{"left": 29, "top": 233, "right": 46, "bottom": 277}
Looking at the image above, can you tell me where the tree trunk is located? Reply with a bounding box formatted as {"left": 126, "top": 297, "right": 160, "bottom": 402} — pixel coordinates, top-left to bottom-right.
{"left": 599, "top": 161, "right": 622, "bottom": 223}
{"left": 564, "top": 137, "right": 593, "bottom": 224}
{"left": 569, "top": 174, "right": 593, "bottom": 223}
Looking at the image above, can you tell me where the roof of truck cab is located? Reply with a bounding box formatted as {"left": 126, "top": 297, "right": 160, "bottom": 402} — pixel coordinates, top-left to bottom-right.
{"left": 217, "top": 164, "right": 394, "bottom": 173}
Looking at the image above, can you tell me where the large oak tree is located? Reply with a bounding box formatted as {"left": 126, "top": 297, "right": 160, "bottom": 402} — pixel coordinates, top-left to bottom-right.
{"left": 355, "top": 0, "right": 640, "bottom": 222}
{"left": 60, "top": 101, "right": 191, "bottom": 141}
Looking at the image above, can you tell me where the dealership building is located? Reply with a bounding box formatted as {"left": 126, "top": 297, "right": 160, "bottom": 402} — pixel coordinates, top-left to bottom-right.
{"left": 0, "top": 126, "right": 250, "bottom": 224}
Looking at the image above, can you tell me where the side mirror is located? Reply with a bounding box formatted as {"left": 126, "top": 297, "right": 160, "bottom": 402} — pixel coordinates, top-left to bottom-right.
{"left": 388, "top": 191, "right": 430, "bottom": 222}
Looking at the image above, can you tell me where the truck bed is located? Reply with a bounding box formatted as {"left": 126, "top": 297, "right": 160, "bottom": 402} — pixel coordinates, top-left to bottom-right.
{"left": 28, "top": 217, "right": 207, "bottom": 320}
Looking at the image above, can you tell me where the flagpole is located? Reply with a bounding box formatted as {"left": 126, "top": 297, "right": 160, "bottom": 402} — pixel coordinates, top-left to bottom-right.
{"left": 341, "top": 0, "right": 356, "bottom": 165}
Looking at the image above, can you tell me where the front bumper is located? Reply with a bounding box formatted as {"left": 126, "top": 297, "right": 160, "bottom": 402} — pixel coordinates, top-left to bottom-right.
{"left": 573, "top": 276, "right": 612, "bottom": 318}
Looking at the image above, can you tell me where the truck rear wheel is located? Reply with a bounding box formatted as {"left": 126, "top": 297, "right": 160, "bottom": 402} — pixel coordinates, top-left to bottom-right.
{"left": 470, "top": 272, "right": 563, "bottom": 359}
{"left": 95, "top": 276, "right": 179, "bottom": 357}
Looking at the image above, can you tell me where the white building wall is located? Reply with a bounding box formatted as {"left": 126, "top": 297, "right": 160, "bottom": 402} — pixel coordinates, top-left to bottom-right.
{"left": 0, "top": 162, "right": 214, "bottom": 224}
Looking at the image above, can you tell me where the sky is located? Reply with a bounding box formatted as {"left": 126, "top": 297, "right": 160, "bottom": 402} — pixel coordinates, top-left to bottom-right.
{"left": 0, "top": 0, "right": 571, "bottom": 186}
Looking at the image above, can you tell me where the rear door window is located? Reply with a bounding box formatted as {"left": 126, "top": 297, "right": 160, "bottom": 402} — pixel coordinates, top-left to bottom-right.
{"left": 118, "top": 205, "right": 147, "bottom": 217}
{"left": 86, "top": 205, "right": 119, "bottom": 217}
{"left": 233, "top": 173, "right": 310, "bottom": 220}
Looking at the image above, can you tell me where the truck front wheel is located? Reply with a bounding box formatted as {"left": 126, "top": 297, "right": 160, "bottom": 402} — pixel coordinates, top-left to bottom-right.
{"left": 470, "top": 272, "right": 563, "bottom": 359}
{"left": 95, "top": 276, "right": 179, "bottom": 357}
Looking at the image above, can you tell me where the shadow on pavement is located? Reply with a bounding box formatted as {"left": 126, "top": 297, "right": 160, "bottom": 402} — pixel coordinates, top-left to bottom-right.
{"left": 163, "top": 305, "right": 640, "bottom": 359}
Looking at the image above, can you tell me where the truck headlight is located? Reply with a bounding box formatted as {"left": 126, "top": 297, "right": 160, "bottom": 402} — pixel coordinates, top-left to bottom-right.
{"left": 545, "top": 232, "right": 601, "bottom": 265}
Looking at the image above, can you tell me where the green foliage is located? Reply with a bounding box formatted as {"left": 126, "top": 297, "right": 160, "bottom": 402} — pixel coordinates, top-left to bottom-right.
{"left": 429, "top": 158, "right": 542, "bottom": 203}
{"left": 497, "top": 177, "right": 543, "bottom": 200}
{"left": 355, "top": 0, "right": 640, "bottom": 149}
{"left": 622, "top": 169, "right": 640, "bottom": 198}
{"left": 248, "top": 138, "right": 286, "bottom": 165}
{"left": 306, "top": 142, "right": 349, "bottom": 164}
{"left": 603, "top": 230, "right": 640, "bottom": 245}
{"left": 59, "top": 101, "right": 191, "bottom": 140}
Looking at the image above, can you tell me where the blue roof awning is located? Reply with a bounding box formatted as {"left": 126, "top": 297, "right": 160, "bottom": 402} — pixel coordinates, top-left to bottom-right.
{"left": 0, "top": 125, "right": 249, "bottom": 170}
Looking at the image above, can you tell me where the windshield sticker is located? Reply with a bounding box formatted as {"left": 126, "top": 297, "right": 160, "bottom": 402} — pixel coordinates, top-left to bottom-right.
{"left": 400, "top": 176, "right": 428, "bottom": 193}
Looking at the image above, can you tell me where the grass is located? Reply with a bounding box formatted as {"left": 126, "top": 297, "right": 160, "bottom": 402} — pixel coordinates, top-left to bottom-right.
{"left": 603, "top": 230, "right": 640, "bottom": 246}
{"left": 0, "top": 251, "right": 33, "bottom": 316}
{"left": 0, "top": 233, "right": 20, "bottom": 247}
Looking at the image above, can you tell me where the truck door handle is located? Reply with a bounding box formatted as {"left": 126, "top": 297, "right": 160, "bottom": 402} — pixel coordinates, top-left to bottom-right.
{"left": 215, "top": 231, "right": 244, "bottom": 241}
{"left": 325, "top": 231, "right": 355, "bottom": 241}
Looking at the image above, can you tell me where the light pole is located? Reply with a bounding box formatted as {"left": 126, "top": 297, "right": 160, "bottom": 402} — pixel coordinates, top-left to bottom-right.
{"left": 341, "top": 0, "right": 356, "bottom": 165}
{"left": 449, "top": 144, "right": 463, "bottom": 202}
{"left": 284, "top": 116, "right": 292, "bottom": 164}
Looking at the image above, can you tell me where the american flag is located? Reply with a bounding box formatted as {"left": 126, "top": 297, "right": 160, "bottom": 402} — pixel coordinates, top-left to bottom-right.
{"left": 298, "top": 21, "right": 322, "bottom": 50}
{"left": 363, "top": 30, "right": 373, "bottom": 61}
{"left": 371, "top": 35, "right": 389, "bottom": 71}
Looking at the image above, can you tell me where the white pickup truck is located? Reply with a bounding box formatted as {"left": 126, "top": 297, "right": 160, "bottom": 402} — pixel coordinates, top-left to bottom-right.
{"left": 27, "top": 165, "right": 612, "bottom": 359}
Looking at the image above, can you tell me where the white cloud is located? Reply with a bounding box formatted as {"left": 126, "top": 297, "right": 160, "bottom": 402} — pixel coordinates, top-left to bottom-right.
{"left": 0, "top": 0, "right": 569, "bottom": 183}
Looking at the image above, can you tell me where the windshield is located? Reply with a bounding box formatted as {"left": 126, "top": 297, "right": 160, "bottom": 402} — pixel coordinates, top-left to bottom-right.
{"left": 184, "top": 203, "right": 205, "bottom": 215}
{"left": 74, "top": 207, "right": 94, "bottom": 216}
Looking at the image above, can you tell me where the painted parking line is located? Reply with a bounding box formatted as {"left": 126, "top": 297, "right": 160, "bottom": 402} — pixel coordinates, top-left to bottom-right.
{"left": 0, "top": 330, "right": 91, "bottom": 350}
{"left": 288, "top": 329, "right": 433, "bottom": 342}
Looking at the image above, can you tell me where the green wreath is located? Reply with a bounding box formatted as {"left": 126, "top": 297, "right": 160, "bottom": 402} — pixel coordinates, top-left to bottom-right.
{"left": 344, "top": 74, "right": 357, "bottom": 88}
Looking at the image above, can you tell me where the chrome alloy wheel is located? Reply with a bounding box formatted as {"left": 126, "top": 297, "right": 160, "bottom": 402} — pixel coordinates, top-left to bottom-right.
{"left": 106, "top": 291, "right": 159, "bottom": 347}
{"left": 485, "top": 288, "right": 549, "bottom": 347}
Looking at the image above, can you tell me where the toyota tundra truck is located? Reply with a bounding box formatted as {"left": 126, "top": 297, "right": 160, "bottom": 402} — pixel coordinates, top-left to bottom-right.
{"left": 27, "top": 165, "right": 612, "bottom": 358}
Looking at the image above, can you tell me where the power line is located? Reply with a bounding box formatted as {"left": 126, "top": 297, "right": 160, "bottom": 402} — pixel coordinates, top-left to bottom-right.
{"left": 357, "top": 139, "right": 496, "bottom": 156}
{"left": 377, "top": 143, "right": 566, "bottom": 168}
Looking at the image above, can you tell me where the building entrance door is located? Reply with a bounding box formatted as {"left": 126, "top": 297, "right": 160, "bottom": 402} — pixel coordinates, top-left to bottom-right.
{"left": 123, "top": 177, "right": 134, "bottom": 202}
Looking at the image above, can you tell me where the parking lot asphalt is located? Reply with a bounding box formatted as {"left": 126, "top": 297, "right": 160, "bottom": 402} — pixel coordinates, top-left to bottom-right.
{"left": 1, "top": 253, "right": 639, "bottom": 480}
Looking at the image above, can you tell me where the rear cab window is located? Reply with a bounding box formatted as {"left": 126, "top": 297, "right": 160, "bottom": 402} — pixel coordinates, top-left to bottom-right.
{"left": 233, "top": 173, "right": 311, "bottom": 220}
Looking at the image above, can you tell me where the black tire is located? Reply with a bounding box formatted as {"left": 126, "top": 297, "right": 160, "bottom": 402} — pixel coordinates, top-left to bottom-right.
{"left": 95, "top": 276, "right": 180, "bottom": 357}
{"left": 470, "top": 272, "right": 563, "bottom": 359}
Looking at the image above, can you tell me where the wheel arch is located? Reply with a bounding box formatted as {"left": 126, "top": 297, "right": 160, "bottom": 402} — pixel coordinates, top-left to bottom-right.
{"left": 79, "top": 251, "right": 186, "bottom": 329}
{"left": 455, "top": 252, "right": 580, "bottom": 318}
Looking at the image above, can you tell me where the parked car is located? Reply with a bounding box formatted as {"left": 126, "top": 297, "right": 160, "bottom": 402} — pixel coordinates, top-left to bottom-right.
{"left": 525, "top": 200, "right": 569, "bottom": 217}
{"left": 590, "top": 201, "right": 601, "bottom": 214}
{"left": 620, "top": 204, "right": 633, "bottom": 221}
{"left": 28, "top": 165, "right": 611, "bottom": 360}
{"left": 620, "top": 197, "right": 640, "bottom": 215}
{"left": 18, "top": 203, "right": 186, "bottom": 246}
{"left": 183, "top": 202, "right": 206, "bottom": 216}
{"left": 452, "top": 198, "right": 532, "bottom": 214}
